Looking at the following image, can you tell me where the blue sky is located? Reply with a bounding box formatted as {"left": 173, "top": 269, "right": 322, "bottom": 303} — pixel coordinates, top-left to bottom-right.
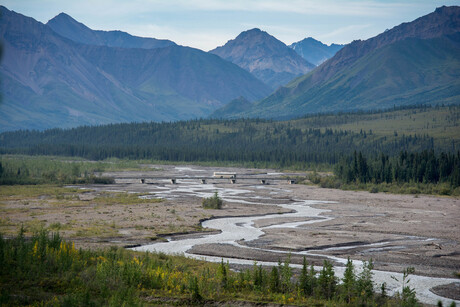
{"left": 3, "top": 0, "right": 459, "bottom": 50}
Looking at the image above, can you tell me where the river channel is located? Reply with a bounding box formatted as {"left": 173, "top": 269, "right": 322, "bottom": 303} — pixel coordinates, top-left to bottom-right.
{"left": 130, "top": 170, "right": 460, "bottom": 306}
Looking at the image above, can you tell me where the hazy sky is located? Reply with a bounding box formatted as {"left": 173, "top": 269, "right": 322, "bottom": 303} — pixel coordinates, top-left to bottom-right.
{"left": 3, "top": 0, "right": 458, "bottom": 51}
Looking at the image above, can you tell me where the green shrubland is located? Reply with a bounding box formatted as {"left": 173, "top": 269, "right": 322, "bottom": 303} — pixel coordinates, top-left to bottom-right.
{"left": 0, "top": 155, "right": 116, "bottom": 185}
{"left": 0, "top": 230, "right": 422, "bottom": 306}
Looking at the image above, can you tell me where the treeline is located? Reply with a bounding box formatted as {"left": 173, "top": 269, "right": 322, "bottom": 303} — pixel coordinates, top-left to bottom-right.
{"left": 335, "top": 150, "right": 460, "bottom": 188}
{"left": 293, "top": 103, "right": 443, "bottom": 127}
{"left": 0, "top": 118, "right": 443, "bottom": 167}
{"left": 0, "top": 230, "right": 418, "bottom": 306}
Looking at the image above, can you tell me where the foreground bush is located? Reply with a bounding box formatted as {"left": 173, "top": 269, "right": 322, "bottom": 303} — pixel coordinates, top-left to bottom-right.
{"left": 0, "top": 230, "right": 417, "bottom": 306}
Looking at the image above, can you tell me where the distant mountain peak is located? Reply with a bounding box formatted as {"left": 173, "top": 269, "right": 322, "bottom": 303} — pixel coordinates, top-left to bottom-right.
{"left": 210, "top": 28, "right": 314, "bottom": 89}
{"left": 435, "top": 5, "right": 452, "bottom": 13}
{"left": 289, "top": 37, "right": 343, "bottom": 66}
{"left": 48, "top": 12, "right": 89, "bottom": 29}
{"left": 47, "top": 12, "right": 93, "bottom": 38}
{"left": 53, "top": 12, "right": 74, "bottom": 20}
{"left": 303, "top": 37, "right": 342, "bottom": 48}
{"left": 236, "top": 28, "right": 266, "bottom": 38}
{"left": 216, "top": 28, "right": 285, "bottom": 50}
{"left": 242, "top": 28, "right": 262, "bottom": 34}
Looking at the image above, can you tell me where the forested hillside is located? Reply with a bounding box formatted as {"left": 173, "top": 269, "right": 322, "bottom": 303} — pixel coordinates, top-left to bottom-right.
{"left": 1, "top": 106, "right": 458, "bottom": 168}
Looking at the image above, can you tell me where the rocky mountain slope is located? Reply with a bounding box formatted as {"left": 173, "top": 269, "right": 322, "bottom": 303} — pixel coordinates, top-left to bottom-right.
{"left": 210, "top": 28, "right": 315, "bottom": 89}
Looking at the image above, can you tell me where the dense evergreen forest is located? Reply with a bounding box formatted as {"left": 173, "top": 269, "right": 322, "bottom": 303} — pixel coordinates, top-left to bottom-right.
{"left": 335, "top": 151, "right": 460, "bottom": 188}
{"left": 1, "top": 105, "right": 459, "bottom": 190}
{"left": 1, "top": 106, "right": 458, "bottom": 165}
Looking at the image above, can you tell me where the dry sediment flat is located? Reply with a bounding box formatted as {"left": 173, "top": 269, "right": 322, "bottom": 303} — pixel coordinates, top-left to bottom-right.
{"left": 0, "top": 165, "right": 292, "bottom": 250}
{"left": 282, "top": 185, "right": 460, "bottom": 278}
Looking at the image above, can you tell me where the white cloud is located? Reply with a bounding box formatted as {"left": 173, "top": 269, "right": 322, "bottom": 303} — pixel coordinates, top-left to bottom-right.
{"left": 320, "top": 24, "right": 373, "bottom": 41}
{"left": 143, "top": 0, "right": 422, "bottom": 17}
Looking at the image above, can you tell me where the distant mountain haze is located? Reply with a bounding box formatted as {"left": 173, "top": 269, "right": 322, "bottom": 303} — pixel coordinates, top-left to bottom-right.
{"left": 210, "top": 28, "right": 315, "bottom": 89}
{"left": 289, "top": 37, "right": 343, "bottom": 66}
{"left": 0, "top": 6, "right": 271, "bottom": 131}
{"left": 213, "top": 6, "right": 460, "bottom": 119}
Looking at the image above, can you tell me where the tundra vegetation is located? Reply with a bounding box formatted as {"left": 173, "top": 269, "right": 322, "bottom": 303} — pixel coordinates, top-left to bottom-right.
{"left": 0, "top": 230, "right": 421, "bottom": 306}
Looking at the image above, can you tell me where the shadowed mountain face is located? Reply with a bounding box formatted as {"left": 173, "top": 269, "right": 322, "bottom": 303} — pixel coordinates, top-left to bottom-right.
{"left": 213, "top": 6, "right": 460, "bottom": 119}
{"left": 210, "top": 28, "right": 315, "bottom": 89}
{"left": 209, "top": 96, "right": 253, "bottom": 119}
{"left": 289, "top": 37, "right": 343, "bottom": 66}
{"left": 0, "top": 6, "right": 271, "bottom": 132}
{"left": 47, "top": 13, "right": 175, "bottom": 49}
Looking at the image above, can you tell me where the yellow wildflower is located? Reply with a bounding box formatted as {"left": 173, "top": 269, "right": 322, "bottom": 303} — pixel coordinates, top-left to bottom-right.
{"left": 32, "top": 241, "right": 38, "bottom": 257}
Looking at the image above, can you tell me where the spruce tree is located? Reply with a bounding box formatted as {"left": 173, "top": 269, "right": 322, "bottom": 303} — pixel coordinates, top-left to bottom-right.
{"left": 318, "top": 260, "right": 336, "bottom": 299}
{"left": 342, "top": 257, "right": 356, "bottom": 303}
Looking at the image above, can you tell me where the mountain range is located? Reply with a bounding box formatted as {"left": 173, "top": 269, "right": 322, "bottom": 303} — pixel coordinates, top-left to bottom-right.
{"left": 0, "top": 6, "right": 271, "bottom": 131}
{"left": 1, "top": 5, "right": 459, "bottom": 130}
{"left": 210, "top": 28, "right": 315, "bottom": 89}
{"left": 214, "top": 6, "right": 460, "bottom": 119}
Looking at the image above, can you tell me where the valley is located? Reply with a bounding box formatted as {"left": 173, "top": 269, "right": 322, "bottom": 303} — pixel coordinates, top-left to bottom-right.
{"left": 1, "top": 3, "right": 459, "bottom": 305}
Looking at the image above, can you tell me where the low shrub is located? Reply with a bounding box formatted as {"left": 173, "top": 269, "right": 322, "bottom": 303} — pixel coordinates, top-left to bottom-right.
{"left": 307, "top": 172, "right": 321, "bottom": 184}
{"left": 319, "top": 177, "right": 342, "bottom": 189}
{"left": 202, "top": 192, "right": 223, "bottom": 209}
{"left": 369, "top": 186, "right": 379, "bottom": 193}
